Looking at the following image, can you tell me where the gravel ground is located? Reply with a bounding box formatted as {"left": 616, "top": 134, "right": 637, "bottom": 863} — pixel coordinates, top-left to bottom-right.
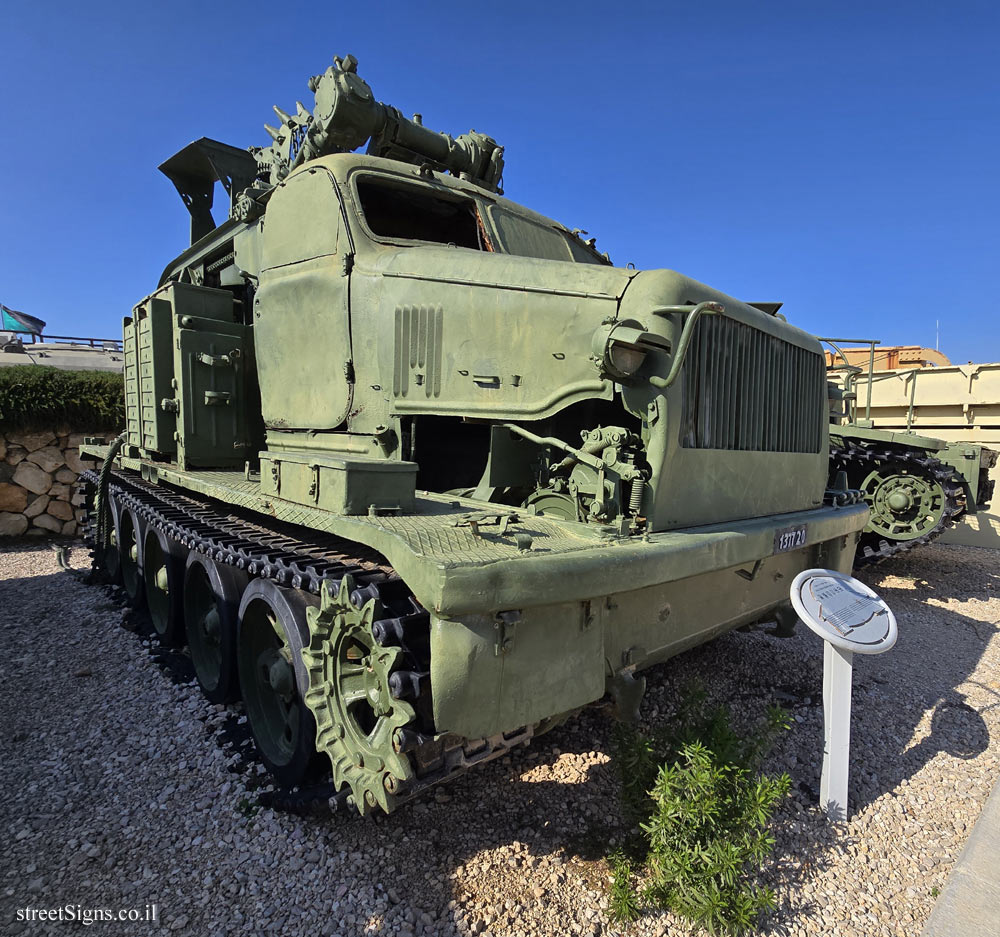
{"left": 1, "top": 540, "right": 997, "bottom": 937}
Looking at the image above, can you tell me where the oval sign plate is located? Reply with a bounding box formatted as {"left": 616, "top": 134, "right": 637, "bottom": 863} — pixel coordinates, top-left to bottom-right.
{"left": 789, "top": 568, "right": 897, "bottom": 655}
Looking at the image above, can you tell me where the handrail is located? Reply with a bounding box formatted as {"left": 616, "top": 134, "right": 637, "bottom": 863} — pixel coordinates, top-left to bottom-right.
{"left": 2, "top": 333, "right": 124, "bottom": 351}
{"left": 28, "top": 333, "right": 122, "bottom": 349}
{"left": 648, "top": 301, "right": 725, "bottom": 389}
{"left": 817, "top": 337, "right": 880, "bottom": 423}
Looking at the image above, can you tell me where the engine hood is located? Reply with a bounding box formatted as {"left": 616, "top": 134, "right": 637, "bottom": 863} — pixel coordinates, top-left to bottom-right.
{"left": 618, "top": 268, "right": 820, "bottom": 352}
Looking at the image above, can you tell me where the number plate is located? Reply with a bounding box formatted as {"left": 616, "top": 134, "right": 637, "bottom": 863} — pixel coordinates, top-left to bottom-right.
{"left": 773, "top": 524, "right": 808, "bottom": 554}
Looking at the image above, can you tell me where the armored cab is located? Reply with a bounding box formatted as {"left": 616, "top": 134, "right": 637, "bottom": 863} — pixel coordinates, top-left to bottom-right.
{"left": 81, "top": 56, "right": 868, "bottom": 814}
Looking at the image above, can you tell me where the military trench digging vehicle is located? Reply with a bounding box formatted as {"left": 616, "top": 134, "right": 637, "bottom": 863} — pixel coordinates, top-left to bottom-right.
{"left": 823, "top": 338, "right": 996, "bottom": 566}
{"left": 80, "top": 55, "right": 868, "bottom": 815}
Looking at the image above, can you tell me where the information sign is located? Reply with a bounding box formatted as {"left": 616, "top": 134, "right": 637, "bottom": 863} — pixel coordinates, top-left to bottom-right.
{"left": 789, "top": 569, "right": 897, "bottom": 820}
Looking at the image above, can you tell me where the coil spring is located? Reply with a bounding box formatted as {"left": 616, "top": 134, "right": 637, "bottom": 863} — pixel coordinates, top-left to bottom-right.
{"left": 629, "top": 478, "right": 645, "bottom": 515}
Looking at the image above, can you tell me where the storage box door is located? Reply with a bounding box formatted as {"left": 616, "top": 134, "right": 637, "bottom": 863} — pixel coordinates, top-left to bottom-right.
{"left": 176, "top": 328, "right": 251, "bottom": 467}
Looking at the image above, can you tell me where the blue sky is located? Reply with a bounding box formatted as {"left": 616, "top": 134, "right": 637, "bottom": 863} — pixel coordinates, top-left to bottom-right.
{"left": 3, "top": 1, "right": 997, "bottom": 363}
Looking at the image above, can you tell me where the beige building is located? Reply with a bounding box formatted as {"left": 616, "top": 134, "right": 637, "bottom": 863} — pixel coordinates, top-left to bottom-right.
{"left": 824, "top": 344, "right": 951, "bottom": 372}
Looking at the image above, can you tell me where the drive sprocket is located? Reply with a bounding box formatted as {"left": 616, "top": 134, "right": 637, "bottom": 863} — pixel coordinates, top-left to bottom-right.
{"left": 301, "top": 576, "right": 416, "bottom": 815}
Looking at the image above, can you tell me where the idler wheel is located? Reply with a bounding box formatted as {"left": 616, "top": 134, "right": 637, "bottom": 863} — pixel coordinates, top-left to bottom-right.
{"left": 143, "top": 526, "right": 186, "bottom": 646}
{"left": 184, "top": 553, "right": 246, "bottom": 703}
{"left": 85, "top": 481, "right": 122, "bottom": 586}
{"left": 237, "top": 579, "right": 322, "bottom": 788}
{"left": 91, "top": 481, "right": 122, "bottom": 586}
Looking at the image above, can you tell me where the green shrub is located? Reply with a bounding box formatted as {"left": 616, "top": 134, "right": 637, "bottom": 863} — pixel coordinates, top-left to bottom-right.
{"left": 608, "top": 851, "right": 641, "bottom": 923}
{"left": 0, "top": 366, "right": 124, "bottom": 431}
{"left": 611, "top": 689, "right": 792, "bottom": 935}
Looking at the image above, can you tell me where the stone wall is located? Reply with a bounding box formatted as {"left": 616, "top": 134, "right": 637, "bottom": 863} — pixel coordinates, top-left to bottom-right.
{"left": 0, "top": 428, "right": 107, "bottom": 537}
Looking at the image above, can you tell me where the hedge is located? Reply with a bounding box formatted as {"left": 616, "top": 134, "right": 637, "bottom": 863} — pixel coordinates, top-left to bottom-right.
{"left": 0, "top": 366, "right": 124, "bottom": 432}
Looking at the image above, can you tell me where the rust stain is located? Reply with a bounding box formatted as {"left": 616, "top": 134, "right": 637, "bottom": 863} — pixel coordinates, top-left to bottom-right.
{"left": 475, "top": 208, "right": 495, "bottom": 252}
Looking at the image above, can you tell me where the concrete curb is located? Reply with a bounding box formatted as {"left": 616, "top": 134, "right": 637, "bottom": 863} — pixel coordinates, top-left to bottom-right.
{"left": 922, "top": 775, "right": 1000, "bottom": 936}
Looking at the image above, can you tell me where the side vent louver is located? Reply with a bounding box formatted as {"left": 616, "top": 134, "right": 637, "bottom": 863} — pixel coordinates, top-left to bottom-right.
{"left": 393, "top": 305, "right": 443, "bottom": 398}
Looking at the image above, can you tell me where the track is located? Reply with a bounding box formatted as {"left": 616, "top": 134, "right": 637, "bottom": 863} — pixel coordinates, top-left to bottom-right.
{"left": 830, "top": 443, "right": 967, "bottom": 568}
{"left": 78, "top": 467, "right": 532, "bottom": 814}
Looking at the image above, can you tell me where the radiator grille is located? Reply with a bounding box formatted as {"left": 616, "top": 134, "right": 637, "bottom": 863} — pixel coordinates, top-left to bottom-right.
{"left": 681, "top": 315, "right": 825, "bottom": 453}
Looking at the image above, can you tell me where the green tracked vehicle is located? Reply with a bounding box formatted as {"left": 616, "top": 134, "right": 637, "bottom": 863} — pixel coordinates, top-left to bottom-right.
{"left": 81, "top": 55, "right": 868, "bottom": 815}
{"left": 822, "top": 339, "right": 997, "bottom": 567}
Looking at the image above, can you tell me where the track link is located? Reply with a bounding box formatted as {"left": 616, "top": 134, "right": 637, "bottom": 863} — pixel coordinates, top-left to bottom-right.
{"left": 78, "top": 467, "right": 532, "bottom": 812}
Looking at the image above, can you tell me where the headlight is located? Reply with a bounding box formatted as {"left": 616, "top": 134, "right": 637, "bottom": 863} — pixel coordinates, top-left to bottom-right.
{"left": 607, "top": 339, "right": 647, "bottom": 378}
{"left": 591, "top": 321, "right": 668, "bottom": 382}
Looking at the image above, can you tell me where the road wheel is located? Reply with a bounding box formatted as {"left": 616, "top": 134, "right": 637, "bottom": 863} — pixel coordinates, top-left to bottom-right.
{"left": 143, "top": 526, "right": 186, "bottom": 646}
{"left": 115, "top": 498, "right": 145, "bottom": 609}
{"left": 237, "top": 579, "right": 322, "bottom": 788}
{"left": 184, "top": 553, "right": 245, "bottom": 703}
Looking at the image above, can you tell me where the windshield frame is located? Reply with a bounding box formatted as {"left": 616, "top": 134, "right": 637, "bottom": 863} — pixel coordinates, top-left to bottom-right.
{"left": 347, "top": 169, "right": 494, "bottom": 253}
{"left": 344, "top": 164, "right": 610, "bottom": 265}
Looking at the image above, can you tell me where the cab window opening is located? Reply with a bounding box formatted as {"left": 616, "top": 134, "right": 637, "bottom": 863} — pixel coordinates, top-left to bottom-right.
{"left": 356, "top": 178, "right": 484, "bottom": 250}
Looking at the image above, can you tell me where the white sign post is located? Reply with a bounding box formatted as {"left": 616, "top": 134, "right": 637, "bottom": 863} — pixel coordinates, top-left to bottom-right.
{"left": 789, "top": 569, "right": 897, "bottom": 821}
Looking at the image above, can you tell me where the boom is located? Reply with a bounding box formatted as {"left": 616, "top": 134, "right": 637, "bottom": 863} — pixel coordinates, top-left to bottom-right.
{"left": 254, "top": 54, "right": 504, "bottom": 193}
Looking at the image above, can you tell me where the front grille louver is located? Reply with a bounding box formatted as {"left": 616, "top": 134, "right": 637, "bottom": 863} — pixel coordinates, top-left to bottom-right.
{"left": 681, "top": 315, "right": 825, "bottom": 453}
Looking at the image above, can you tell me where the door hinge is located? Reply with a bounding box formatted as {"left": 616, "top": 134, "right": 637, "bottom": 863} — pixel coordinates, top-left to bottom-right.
{"left": 342, "top": 252, "right": 355, "bottom": 276}
{"left": 344, "top": 359, "right": 356, "bottom": 383}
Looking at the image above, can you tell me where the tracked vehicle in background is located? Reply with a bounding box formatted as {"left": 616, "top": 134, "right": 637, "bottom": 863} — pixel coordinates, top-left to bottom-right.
{"left": 823, "top": 338, "right": 996, "bottom": 566}
{"left": 81, "top": 55, "right": 868, "bottom": 815}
